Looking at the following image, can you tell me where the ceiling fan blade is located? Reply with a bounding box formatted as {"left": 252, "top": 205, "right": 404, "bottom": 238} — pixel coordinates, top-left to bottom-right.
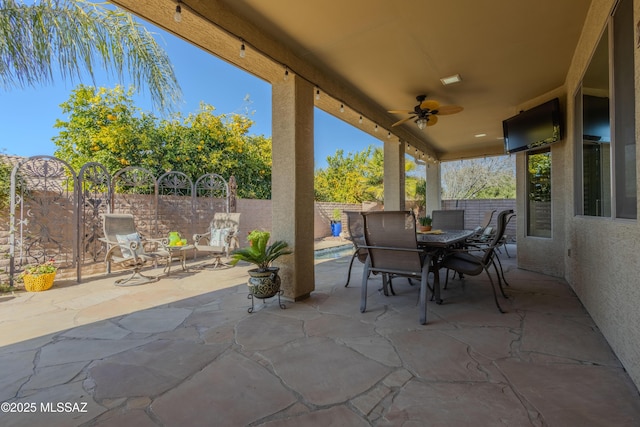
{"left": 436, "top": 105, "right": 464, "bottom": 115}
{"left": 426, "top": 115, "right": 439, "bottom": 126}
{"left": 392, "top": 116, "right": 415, "bottom": 127}
{"left": 420, "top": 100, "right": 440, "bottom": 111}
{"left": 387, "top": 110, "right": 413, "bottom": 114}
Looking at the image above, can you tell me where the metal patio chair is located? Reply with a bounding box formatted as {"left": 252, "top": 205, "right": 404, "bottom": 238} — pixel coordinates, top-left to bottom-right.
{"left": 193, "top": 212, "right": 241, "bottom": 268}
{"left": 360, "top": 210, "right": 433, "bottom": 324}
{"left": 100, "top": 213, "right": 169, "bottom": 286}
{"left": 431, "top": 209, "right": 465, "bottom": 230}
{"left": 441, "top": 209, "right": 514, "bottom": 312}
{"left": 344, "top": 211, "right": 368, "bottom": 287}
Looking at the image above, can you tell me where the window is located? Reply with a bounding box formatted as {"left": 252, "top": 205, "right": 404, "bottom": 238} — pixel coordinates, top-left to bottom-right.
{"left": 612, "top": 0, "right": 636, "bottom": 218}
{"left": 527, "top": 149, "right": 551, "bottom": 237}
{"left": 577, "top": 0, "right": 636, "bottom": 219}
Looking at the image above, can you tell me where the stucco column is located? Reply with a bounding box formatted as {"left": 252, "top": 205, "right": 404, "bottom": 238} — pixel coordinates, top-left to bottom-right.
{"left": 425, "top": 161, "right": 441, "bottom": 215}
{"left": 383, "top": 140, "right": 405, "bottom": 210}
{"left": 271, "top": 76, "right": 315, "bottom": 301}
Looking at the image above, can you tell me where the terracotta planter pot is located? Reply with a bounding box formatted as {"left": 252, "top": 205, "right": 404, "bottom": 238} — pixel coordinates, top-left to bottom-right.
{"left": 418, "top": 225, "right": 432, "bottom": 232}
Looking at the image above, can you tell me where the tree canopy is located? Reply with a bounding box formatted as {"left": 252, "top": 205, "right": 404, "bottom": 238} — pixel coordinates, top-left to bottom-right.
{"left": 53, "top": 85, "right": 272, "bottom": 198}
{"left": 314, "top": 146, "right": 421, "bottom": 203}
{"left": 441, "top": 157, "right": 516, "bottom": 200}
{"left": 0, "top": 0, "right": 181, "bottom": 111}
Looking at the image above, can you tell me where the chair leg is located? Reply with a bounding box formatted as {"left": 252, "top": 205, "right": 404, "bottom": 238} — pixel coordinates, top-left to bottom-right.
{"left": 491, "top": 260, "right": 509, "bottom": 298}
{"left": 503, "top": 242, "right": 512, "bottom": 258}
{"left": 492, "top": 254, "right": 510, "bottom": 287}
{"left": 114, "top": 266, "right": 159, "bottom": 286}
{"left": 386, "top": 275, "right": 396, "bottom": 296}
{"left": 345, "top": 252, "right": 358, "bottom": 287}
{"left": 360, "top": 260, "right": 371, "bottom": 313}
{"left": 419, "top": 258, "right": 431, "bottom": 325}
{"left": 484, "top": 268, "right": 505, "bottom": 313}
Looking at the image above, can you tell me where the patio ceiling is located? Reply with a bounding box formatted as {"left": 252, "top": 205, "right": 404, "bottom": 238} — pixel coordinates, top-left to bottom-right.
{"left": 112, "top": 0, "right": 592, "bottom": 161}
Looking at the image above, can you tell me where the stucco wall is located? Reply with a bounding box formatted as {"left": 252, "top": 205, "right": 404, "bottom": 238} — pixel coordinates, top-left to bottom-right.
{"left": 514, "top": 122, "right": 567, "bottom": 278}
{"left": 533, "top": 0, "right": 640, "bottom": 388}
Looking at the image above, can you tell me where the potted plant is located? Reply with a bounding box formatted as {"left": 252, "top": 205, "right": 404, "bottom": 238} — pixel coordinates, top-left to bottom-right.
{"left": 18, "top": 259, "right": 57, "bottom": 292}
{"left": 230, "top": 230, "right": 293, "bottom": 300}
{"left": 330, "top": 208, "right": 342, "bottom": 237}
{"left": 418, "top": 215, "right": 432, "bottom": 232}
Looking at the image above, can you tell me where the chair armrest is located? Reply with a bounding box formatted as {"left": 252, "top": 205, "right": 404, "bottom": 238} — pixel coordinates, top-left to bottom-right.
{"left": 193, "top": 232, "right": 211, "bottom": 245}
{"left": 359, "top": 245, "right": 424, "bottom": 254}
{"left": 140, "top": 236, "right": 169, "bottom": 252}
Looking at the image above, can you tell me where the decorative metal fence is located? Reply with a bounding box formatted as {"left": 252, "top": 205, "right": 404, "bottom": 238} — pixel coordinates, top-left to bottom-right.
{"left": 9, "top": 156, "right": 233, "bottom": 285}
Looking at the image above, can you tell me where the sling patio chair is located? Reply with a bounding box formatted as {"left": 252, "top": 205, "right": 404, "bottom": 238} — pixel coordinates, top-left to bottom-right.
{"left": 100, "top": 213, "right": 169, "bottom": 286}
{"left": 193, "top": 212, "right": 241, "bottom": 268}
{"left": 360, "top": 210, "right": 433, "bottom": 325}
{"left": 344, "top": 211, "right": 368, "bottom": 287}
{"left": 431, "top": 209, "right": 465, "bottom": 230}
{"left": 441, "top": 209, "right": 514, "bottom": 312}
{"left": 466, "top": 209, "right": 496, "bottom": 244}
{"left": 495, "top": 212, "right": 516, "bottom": 257}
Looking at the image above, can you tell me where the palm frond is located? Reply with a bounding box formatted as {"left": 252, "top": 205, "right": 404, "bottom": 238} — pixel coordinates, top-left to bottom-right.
{"left": 0, "top": 0, "right": 182, "bottom": 112}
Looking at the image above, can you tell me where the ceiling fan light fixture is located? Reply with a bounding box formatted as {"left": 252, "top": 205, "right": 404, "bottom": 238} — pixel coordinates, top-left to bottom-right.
{"left": 416, "top": 118, "right": 427, "bottom": 130}
{"left": 440, "top": 74, "right": 462, "bottom": 85}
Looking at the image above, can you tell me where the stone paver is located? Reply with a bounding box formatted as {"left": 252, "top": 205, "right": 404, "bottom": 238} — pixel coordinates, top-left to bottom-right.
{"left": 0, "top": 245, "right": 638, "bottom": 426}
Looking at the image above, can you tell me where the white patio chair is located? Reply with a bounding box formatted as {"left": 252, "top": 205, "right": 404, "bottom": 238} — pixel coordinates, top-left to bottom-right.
{"left": 193, "top": 213, "right": 241, "bottom": 268}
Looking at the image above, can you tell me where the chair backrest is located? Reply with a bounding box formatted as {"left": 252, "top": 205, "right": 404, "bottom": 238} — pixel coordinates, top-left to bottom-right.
{"left": 209, "top": 212, "right": 241, "bottom": 246}
{"left": 345, "top": 211, "right": 368, "bottom": 263}
{"left": 469, "top": 209, "right": 497, "bottom": 238}
{"left": 210, "top": 212, "right": 241, "bottom": 230}
{"left": 102, "top": 213, "right": 143, "bottom": 258}
{"left": 431, "top": 209, "right": 465, "bottom": 230}
{"left": 362, "top": 211, "right": 422, "bottom": 274}
{"left": 480, "top": 210, "right": 496, "bottom": 230}
{"left": 103, "top": 214, "right": 137, "bottom": 242}
{"left": 482, "top": 209, "right": 514, "bottom": 264}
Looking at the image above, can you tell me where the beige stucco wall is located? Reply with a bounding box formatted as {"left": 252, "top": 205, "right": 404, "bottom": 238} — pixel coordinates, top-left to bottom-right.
{"left": 522, "top": 0, "right": 640, "bottom": 388}
{"left": 515, "top": 90, "right": 568, "bottom": 278}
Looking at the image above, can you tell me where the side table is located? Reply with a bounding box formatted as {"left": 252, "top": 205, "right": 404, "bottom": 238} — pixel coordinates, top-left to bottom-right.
{"left": 163, "top": 245, "right": 194, "bottom": 275}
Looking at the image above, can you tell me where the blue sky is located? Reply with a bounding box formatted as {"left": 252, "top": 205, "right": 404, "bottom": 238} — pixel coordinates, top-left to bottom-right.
{"left": 0, "top": 15, "right": 381, "bottom": 170}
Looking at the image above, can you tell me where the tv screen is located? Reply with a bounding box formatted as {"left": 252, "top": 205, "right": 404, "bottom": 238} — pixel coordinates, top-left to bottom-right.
{"left": 503, "top": 98, "right": 562, "bottom": 154}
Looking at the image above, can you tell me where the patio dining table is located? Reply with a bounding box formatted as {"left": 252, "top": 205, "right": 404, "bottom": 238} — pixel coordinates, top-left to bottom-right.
{"left": 417, "top": 229, "right": 475, "bottom": 304}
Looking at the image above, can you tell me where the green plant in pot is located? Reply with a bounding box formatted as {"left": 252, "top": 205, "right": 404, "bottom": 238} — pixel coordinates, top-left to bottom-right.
{"left": 418, "top": 215, "right": 432, "bottom": 232}
{"left": 230, "top": 230, "right": 293, "bottom": 303}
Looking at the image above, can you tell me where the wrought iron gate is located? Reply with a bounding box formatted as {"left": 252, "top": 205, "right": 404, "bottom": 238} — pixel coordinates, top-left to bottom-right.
{"left": 9, "top": 157, "right": 232, "bottom": 285}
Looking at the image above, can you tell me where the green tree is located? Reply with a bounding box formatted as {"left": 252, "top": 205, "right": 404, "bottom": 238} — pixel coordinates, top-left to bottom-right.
{"left": 314, "top": 148, "right": 372, "bottom": 203}
{"left": 53, "top": 85, "right": 272, "bottom": 198}
{"left": 528, "top": 151, "right": 551, "bottom": 201}
{"left": 0, "top": 0, "right": 181, "bottom": 111}
{"left": 0, "top": 153, "right": 13, "bottom": 210}
{"left": 441, "top": 157, "right": 515, "bottom": 200}
{"left": 314, "top": 145, "right": 418, "bottom": 203}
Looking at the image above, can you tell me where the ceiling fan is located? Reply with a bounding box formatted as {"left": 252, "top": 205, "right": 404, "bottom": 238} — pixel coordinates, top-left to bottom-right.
{"left": 388, "top": 95, "right": 463, "bottom": 129}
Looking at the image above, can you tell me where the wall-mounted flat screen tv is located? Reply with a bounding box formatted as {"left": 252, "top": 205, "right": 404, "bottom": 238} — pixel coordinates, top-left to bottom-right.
{"left": 503, "top": 98, "right": 562, "bottom": 154}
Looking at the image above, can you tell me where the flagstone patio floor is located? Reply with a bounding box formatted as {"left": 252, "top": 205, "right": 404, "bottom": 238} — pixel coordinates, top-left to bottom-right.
{"left": 0, "top": 243, "right": 639, "bottom": 426}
